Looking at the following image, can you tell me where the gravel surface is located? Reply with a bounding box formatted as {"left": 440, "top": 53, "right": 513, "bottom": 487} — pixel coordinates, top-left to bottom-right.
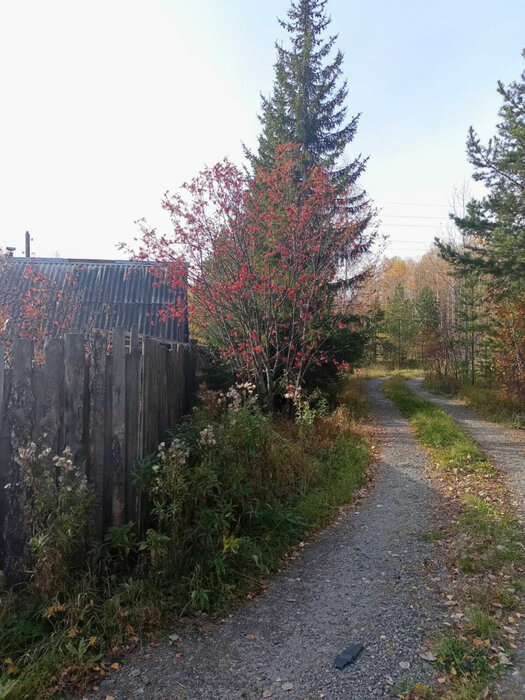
{"left": 90, "top": 379, "right": 448, "bottom": 700}
{"left": 408, "top": 378, "right": 525, "bottom": 520}
{"left": 407, "top": 377, "right": 525, "bottom": 698}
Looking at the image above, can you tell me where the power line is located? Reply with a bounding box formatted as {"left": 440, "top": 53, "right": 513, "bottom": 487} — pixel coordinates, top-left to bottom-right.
{"left": 377, "top": 201, "right": 449, "bottom": 208}
{"left": 381, "top": 223, "right": 445, "bottom": 228}
{"left": 382, "top": 214, "right": 448, "bottom": 220}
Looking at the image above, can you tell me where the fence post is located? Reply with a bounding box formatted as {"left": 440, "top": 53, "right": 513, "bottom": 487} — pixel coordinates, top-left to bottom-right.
{"left": 111, "top": 327, "right": 126, "bottom": 527}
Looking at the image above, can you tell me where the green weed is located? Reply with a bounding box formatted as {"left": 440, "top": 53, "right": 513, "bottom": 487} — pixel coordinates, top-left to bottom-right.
{"left": 383, "top": 377, "right": 494, "bottom": 475}
{"left": 0, "top": 384, "right": 372, "bottom": 698}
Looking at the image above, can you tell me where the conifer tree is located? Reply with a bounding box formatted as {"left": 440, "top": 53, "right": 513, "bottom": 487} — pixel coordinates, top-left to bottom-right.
{"left": 415, "top": 286, "right": 439, "bottom": 364}
{"left": 385, "top": 283, "right": 416, "bottom": 368}
{"left": 246, "top": 0, "right": 366, "bottom": 191}
{"left": 438, "top": 50, "right": 525, "bottom": 292}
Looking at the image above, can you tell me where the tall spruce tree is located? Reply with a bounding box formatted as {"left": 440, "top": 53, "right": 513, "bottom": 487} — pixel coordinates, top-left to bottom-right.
{"left": 438, "top": 50, "right": 525, "bottom": 292}
{"left": 246, "top": 0, "right": 366, "bottom": 190}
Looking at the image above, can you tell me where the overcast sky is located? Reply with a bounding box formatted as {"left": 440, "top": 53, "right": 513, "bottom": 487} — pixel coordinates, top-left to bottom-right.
{"left": 1, "top": 0, "right": 524, "bottom": 261}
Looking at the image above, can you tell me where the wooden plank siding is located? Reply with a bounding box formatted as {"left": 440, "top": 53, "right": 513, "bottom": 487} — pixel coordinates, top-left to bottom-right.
{"left": 0, "top": 330, "right": 200, "bottom": 576}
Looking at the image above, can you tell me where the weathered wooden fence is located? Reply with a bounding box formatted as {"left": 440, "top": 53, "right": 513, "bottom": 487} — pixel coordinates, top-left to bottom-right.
{"left": 0, "top": 326, "right": 199, "bottom": 575}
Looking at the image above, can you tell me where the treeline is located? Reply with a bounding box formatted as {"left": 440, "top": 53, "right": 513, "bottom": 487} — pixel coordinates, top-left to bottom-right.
{"left": 359, "top": 250, "right": 490, "bottom": 379}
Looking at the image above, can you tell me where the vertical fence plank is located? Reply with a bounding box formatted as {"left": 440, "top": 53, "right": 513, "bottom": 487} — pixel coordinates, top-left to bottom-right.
{"left": 42, "top": 337, "right": 64, "bottom": 455}
{"left": 159, "top": 344, "right": 169, "bottom": 438}
{"left": 111, "top": 327, "right": 126, "bottom": 527}
{"left": 103, "top": 353, "right": 113, "bottom": 531}
{"left": 88, "top": 332, "right": 107, "bottom": 537}
{"left": 138, "top": 336, "right": 154, "bottom": 537}
{"left": 64, "top": 334, "right": 86, "bottom": 473}
{"left": 126, "top": 325, "right": 140, "bottom": 524}
{"left": 0, "top": 345, "right": 7, "bottom": 563}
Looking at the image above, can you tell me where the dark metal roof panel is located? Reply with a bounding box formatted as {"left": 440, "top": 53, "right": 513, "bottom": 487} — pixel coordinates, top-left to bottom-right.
{"left": 0, "top": 258, "right": 188, "bottom": 341}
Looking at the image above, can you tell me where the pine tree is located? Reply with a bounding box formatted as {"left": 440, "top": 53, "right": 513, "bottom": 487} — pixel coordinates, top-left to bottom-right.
{"left": 246, "top": 0, "right": 366, "bottom": 189}
{"left": 438, "top": 50, "right": 525, "bottom": 292}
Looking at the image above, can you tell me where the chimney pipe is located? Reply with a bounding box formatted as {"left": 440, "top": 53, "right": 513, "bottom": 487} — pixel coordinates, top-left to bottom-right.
{"left": 25, "top": 231, "right": 30, "bottom": 258}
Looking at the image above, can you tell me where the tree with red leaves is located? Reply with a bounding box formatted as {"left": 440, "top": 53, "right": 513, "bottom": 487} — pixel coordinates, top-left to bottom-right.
{"left": 131, "top": 145, "right": 375, "bottom": 409}
{"left": 0, "top": 256, "right": 90, "bottom": 360}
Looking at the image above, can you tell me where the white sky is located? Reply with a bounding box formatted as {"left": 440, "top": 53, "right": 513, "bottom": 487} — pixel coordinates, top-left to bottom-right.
{"left": 1, "top": 0, "right": 524, "bottom": 261}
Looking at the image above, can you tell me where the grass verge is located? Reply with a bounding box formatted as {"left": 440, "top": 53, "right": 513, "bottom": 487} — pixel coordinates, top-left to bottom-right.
{"left": 0, "top": 377, "right": 373, "bottom": 699}
{"left": 384, "top": 376, "right": 525, "bottom": 700}
{"left": 423, "top": 373, "right": 525, "bottom": 430}
{"left": 355, "top": 365, "right": 425, "bottom": 380}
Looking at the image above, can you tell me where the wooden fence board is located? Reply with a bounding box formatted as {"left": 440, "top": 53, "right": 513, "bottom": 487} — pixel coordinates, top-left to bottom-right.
{"left": 89, "top": 332, "right": 107, "bottom": 537}
{"left": 111, "top": 327, "right": 126, "bottom": 527}
{"left": 64, "top": 334, "right": 86, "bottom": 473}
{"left": 0, "top": 329, "right": 199, "bottom": 577}
{"left": 0, "top": 346, "right": 6, "bottom": 562}
{"left": 43, "top": 337, "right": 65, "bottom": 455}
{"left": 125, "top": 325, "right": 140, "bottom": 524}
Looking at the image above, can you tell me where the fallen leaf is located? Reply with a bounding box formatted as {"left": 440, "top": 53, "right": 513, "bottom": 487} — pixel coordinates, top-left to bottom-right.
{"left": 262, "top": 691, "right": 272, "bottom": 698}
{"left": 497, "top": 652, "right": 513, "bottom": 666}
{"left": 419, "top": 650, "right": 437, "bottom": 662}
{"left": 281, "top": 682, "right": 293, "bottom": 691}
{"left": 438, "top": 677, "right": 447, "bottom": 684}
{"left": 246, "top": 634, "right": 256, "bottom": 641}
{"left": 110, "top": 663, "right": 120, "bottom": 671}
{"left": 399, "top": 661, "right": 410, "bottom": 670}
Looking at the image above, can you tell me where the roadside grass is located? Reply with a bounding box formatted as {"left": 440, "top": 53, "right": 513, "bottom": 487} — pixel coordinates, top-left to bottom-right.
{"left": 355, "top": 365, "right": 424, "bottom": 380}
{"left": 423, "top": 373, "right": 525, "bottom": 430}
{"left": 384, "top": 376, "right": 525, "bottom": 700}
{"left": 337, "top": 373, "right": 374, "bottom": 422}
{"left": 0, "top": 377, "right": 373, "bottom": 699}
{"left": 383, "top": 377, "right": 494, "bottom": 476}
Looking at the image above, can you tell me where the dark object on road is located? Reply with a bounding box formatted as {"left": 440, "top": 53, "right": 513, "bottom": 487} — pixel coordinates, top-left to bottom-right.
{"left": 334, "top": 643, "right": 363, "bottom": 669}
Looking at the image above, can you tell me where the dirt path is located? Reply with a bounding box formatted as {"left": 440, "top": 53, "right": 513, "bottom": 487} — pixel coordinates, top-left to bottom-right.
{"left": 407, "top": 378, "right": 525, "bottom": 697}
{"left": 90, "top": 379, "right": 448, "bottom": 700}
{"left": 407, "top": 378, "right": 525, "bottom": 521}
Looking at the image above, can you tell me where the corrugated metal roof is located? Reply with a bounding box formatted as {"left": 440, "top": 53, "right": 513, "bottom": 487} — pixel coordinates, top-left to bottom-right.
{"left": 0, "top": 258, "right": 188, "bottom": 341}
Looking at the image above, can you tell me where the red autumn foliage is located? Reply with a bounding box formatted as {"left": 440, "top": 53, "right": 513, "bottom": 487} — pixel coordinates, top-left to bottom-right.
{"left": 129, "top": 145, "right": 374, "bottom": 407}
{"left": 0, "top": 257, "right": 90, "bottom": 360}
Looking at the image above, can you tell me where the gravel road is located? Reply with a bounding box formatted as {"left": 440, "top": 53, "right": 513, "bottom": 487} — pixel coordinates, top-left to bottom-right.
{"left": 90, "top": 378, "right": 448, "bottom": 700}
{"left": 407, "top": 378, "right": 525, "bottom": 521}
{"left": 407, "top": 377, "right": 525, "bottom": 697}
